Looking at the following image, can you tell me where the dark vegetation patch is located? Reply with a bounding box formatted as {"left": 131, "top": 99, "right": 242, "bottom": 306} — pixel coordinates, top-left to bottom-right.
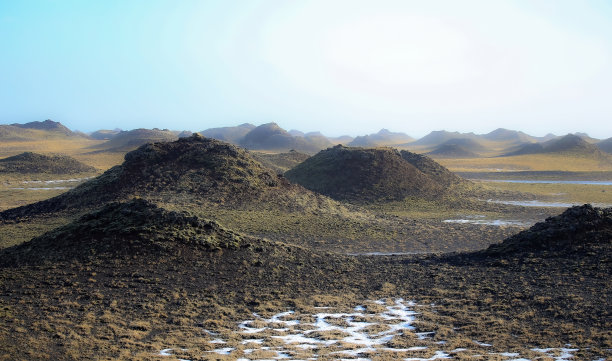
{"left": 0, "top": 152, "right": 96, "bottom": 174}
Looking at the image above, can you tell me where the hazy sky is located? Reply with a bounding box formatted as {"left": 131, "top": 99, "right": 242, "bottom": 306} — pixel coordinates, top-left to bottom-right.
{"left": 1, "top": 0, "right": 611, "bottom": 138}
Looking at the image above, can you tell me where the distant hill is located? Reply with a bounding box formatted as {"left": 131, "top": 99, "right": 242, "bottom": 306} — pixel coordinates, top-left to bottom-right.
{"left": 504, "top": 134, "right": 603, "bottom": 156}
{"left": 251, "top": 150, "right": 311, "bottom": 174}
{"left": 573, "top": 132, "right": 599, "bottom": 143}
{"left": 0, "top": 135, "right": 341, "bottom": 220}
{"left": 89, "top": 129, "right": 122, "bottom": 140}
{"left": 328, "top": 135, "right": 354, "bottom": 144}
{"left": 0, "top": 152, "right": 96, "bottom": 174}
{"left": 484, "top": 204, "right": 611, "bottom": 256}
{"left": 88, "top": 128, "right": 178, "bottom": 152}
{"left": 348, "top": 129, "right": 414, "bottom": 147}
{"left": 597, "top": 137, "right": 612, "bottom": 153}
{"left": 201, "top": 123, "right": 255, "bottom": 144}
{"left": 0, "top": 120, "right": 82, "bottom": 141}
{"left": 11, "top": 119, "right": 73, "bottom": 135}
{"left": 544, "top": 134, "right": 598, "bottom": 153}
{"left": 503, "top": 143, "right": 545, "bottom": 156}
{"left": 285, "top": 145, "right": 468, "bottom": 203}
{"left": 399, "top": 151, "right": 467, "bottom": 187}
{"left": 240, "top": 123, "right": 332, "bottom": 153}
{"left": 411, "top": 130, "right": 478, "bottom": 147}
{"left": 427, "top": 144, "right": 479, "bottom": 158}
{"left": 482, "top": 128, "right": 536, "bottom": 143}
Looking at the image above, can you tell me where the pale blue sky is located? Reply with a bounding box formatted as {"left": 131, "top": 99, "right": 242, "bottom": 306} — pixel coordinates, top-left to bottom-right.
{"left": 1, "top": 0, "right": 611, "bottom": 138}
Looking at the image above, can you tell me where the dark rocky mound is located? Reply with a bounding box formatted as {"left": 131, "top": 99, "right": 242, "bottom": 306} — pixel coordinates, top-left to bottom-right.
{"left": 0, "top": 134, "right": 339, "bottom": 220}
{"left": 348, "top": 129, "right": 413, "bottom": 147}
{"left": 597, "top": 137, "right": 612, "bottom": 153}
{"left": 284, "top": 145, "right": 450, "bottom": 202}
{"left": 400, "top": 151, "right": 467, "bottom": 187}
{"left": 427, "top": 144, "right": 479, "bottom": 158}
{"left": 251, "top": 150, "right": 311, "bottom": 174}
{"left": 201, "top": 123, "right": 255, "bottom": 144}
{"left": 485, "top": 204, "right": 611, "bottom": 256}
{"left": 0, "top": 199, "right": 250, "bottom": 265}
{"left": 89, "top": 128, "right": 178, "bottom": 152}
{"left": 12, "top": 119, "right": 73, "bottom": 135}
{"left": 240, "top": 123, "right": 331, "bottom": 153}
{"left": 0, "top": 152, "right": 96, "bottom": 174}
{"left": 89, "top": 129, "right": 121, "bottom": 140}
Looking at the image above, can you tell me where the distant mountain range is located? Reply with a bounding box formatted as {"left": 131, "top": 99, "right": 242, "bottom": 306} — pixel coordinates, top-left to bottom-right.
{"left": 2, "top": 120, "right": 610, "bottom": 158}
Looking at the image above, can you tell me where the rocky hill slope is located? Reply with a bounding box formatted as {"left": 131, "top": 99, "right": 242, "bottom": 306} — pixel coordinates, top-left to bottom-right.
{"left": 285, "top": 145, "right": 468, "bottom": 202}
{"left": 0, "top": 152, "right": 96, "bottom": 174}
{"left": 484, "top": 204, "right": 611, "bottom": 256}
{"left": 0, "top": 135, "right": 340, "bottom": 220}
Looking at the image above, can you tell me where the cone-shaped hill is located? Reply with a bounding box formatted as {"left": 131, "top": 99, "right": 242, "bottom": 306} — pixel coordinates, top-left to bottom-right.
{"left": 484, "top": 204, "right": 611, "bottom": 256}
{"left": 0, "top": 199, "right": 249, "bottom": 264}
{"left": 504, "top": 134, "right": 605, "bottom": 157}
{"left": 285, "top": 145, "right": 468, "bottom": 202}
{"left": 0, "top": 152, "right": 97, "bottom": 174}
{"left": 0, "top": 152, "right": 96, "bottom": 174}
{"left": 88, "top": 128, "right": 179, "bottom": 153}
{"left": 0, "top": 197, "right": 352, "bottom": 292}
{"left": 426, "top": 144, "right": 480, "bottom": 158}
{"left": 0, "top": 134, "right": 340, "bottom": 220}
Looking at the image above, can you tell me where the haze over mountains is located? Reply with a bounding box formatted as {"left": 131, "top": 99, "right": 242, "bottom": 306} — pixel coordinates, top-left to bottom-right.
{"left": 2, "top": 119, "right": 612, "bottom": 158}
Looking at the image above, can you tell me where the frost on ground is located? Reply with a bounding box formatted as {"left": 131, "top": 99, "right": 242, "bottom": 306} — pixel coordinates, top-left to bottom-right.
{"left": 157, "top": 298, "right": 598, "bottom": 361}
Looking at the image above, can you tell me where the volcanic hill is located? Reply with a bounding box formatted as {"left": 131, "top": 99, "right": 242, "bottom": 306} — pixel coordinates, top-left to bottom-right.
{"left": 597, "top": 137, "right": 612, "bottom": 153}
{"left": 89, "top": 129, "right": 122, "bottom": 140}
{"left": 0, "top": 152, "right": 96, "bottom": 174}
{"left": 0, "top": 134, "right": 340, "bottom": 220}
{"left": 348, "top": 129, "right": 414, "bottom": 147}
{"left": 0, "top": 120, "right": 81, "bottom": 142}
{"left": 427, "top": 144, "right": 479, "bottom": 158}
{"left": 505, "top": 134, "right": 605, "bottom": 157}
{"left": 239, "top": 123, "right": 331, "bottom": 153}
{"left": 88, "top": 128, "right": 179, "bottom": 153}
{"left": 11, "top": 119, "right": 74, "bottom": 135}
{"left": 201, "top": 123, "right": 256, "bottom": 144}
{"left": 484, "top": 204, "right": 612, "bottom": 256}
{"left": 285, "top": 145, "right": 468, "bottom": 202}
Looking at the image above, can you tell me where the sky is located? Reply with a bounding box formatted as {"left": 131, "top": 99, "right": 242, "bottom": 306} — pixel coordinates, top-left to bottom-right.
{"left": 1, "top": 0, "right": 611, "bottom": 138}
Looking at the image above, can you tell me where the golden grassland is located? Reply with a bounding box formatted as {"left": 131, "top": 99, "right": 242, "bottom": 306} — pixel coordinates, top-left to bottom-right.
{"left": 0, "top": 138, "right": 124, "bottom": 171}
{"left": 478, "top": 181, "right": 612, "bottom": 205}
{"left": 436, "top": 153, "right": 612, "bottom": 172}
